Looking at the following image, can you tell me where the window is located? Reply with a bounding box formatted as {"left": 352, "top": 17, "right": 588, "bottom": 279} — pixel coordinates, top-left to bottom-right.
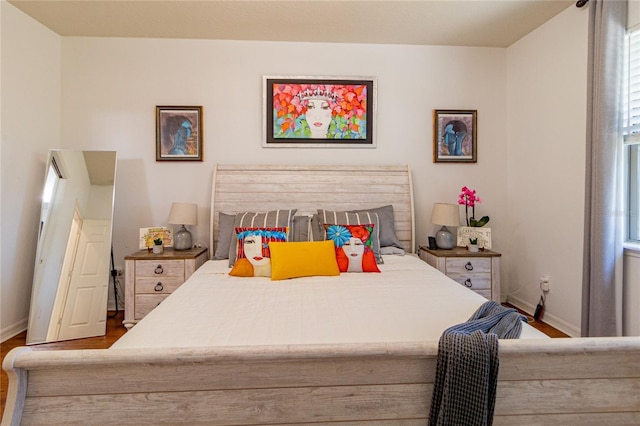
{"left": 623, "top": 30, "right": 640, "bottom": 242}
{"left": 39, "top": 157, "right": 63, "bottom": 242}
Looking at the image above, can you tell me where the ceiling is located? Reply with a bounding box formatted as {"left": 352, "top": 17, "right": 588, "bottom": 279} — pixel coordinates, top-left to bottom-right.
{"left": 83, "top": 151, "right": 116, "bottom": 186}
{"left": 8, "top": 0, "right": 575, "bottom": 48}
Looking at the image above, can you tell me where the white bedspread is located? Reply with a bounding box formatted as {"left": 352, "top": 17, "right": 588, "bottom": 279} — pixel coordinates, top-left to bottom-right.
{"left": 113, "top": 254, "right": 547, "bottom": 349}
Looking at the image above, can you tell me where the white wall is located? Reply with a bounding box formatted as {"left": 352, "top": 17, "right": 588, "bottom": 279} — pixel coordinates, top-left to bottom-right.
{"left": 505, "top": 6, "right": 589, "bottom": 336}
{"left": 59, "top": 38, "right": 509, "bottom": 280}
{"left": 0, "top": 1, "right": 61, "bottom": 340}
{"left": 2, "top": 1, "right": 597, "bottom": 340}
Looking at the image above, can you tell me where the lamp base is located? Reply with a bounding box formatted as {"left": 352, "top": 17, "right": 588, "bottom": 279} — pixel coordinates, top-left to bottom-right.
{"left": 435, "top": 226, "right": 455, "bottom": 249}
{"left": 174, "top": 225, "right": 193, "bottom": 250}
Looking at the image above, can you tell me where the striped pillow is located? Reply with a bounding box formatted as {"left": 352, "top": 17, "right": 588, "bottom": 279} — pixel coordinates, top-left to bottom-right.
{"left": 291, "top": 214, "right": 324, "bottom": 242}
{"left": 228, "top": 210, "right": 297, "bottom": 266}
{"left": 317, "top": 209, "right": 383, "bottom": 264}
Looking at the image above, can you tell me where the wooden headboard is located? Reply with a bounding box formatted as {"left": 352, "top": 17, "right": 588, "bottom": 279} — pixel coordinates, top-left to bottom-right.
{"left": 209, "top": 164, "right": 415, "bottom": 257}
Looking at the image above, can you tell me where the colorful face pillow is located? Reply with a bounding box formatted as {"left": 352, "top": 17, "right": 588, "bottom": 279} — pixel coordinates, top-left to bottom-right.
{"left": 229, "top": 227, "right": 288, "bottom": 277}
{"left": 324, "top": 224, "right": 380, "bottom": 273}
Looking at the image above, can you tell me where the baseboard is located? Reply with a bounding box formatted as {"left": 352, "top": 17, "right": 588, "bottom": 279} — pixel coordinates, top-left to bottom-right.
{"left": 1, "top": 318, "right": 28, "bottom": 343}
{"left": 507, "top": 293, "right": 580, "bottom": 337}
{"left": 1, "top": 308, "right": 123, "bottom": 343}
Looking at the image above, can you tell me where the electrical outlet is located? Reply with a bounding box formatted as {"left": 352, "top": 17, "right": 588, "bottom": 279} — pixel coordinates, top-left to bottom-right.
{"left": 540, "top": 276, "right": 550, "bottom": 292}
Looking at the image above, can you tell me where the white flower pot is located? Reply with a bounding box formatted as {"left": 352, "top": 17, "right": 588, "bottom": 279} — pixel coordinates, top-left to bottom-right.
{"left": 152, "top": 244, "right": 164, "bottom": 254}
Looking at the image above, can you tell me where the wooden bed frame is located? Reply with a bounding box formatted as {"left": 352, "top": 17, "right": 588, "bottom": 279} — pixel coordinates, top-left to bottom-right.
{"left": 3, "top": 338, "right": 639, "bottom": 424}
{"left": 3, "top": 164, "right": 639, "bottom": 425}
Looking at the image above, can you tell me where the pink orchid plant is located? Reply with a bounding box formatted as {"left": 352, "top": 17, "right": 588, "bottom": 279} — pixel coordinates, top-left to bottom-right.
{"left": 458, "top": 186, "right": 490, "bottom": 227}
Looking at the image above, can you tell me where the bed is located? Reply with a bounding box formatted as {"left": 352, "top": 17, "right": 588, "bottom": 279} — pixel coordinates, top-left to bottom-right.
{"left": 110, "top": 255, "right": 546, "bottom": 350}
{"left": 3, "top": 164, "right": 639, "bottom": 425}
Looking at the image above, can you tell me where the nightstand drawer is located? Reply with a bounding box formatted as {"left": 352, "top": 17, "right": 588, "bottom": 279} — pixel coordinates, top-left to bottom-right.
{"left": 135, "top": 294, "right": 170, "bottom": 319}
{"left": 136, "top": 277, "right": 184, "bottom": 294}
{"left": 418, "top": 246, "right": 501, "bottom": 302}
{"left": 448, "top": 273, "right": 491, "bottom": 290}
{"left": 124, "top": 247, "right": 209, "bottom": 329}
{"left": 445, "top": 257, "right": 491, "bottom": 274}
{"left": 136, "top": 259, "right": 184, "bottom": 277}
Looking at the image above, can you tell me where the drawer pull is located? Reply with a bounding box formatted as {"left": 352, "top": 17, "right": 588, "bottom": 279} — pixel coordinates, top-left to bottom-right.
{"left": 154, "top": 265, "right": 164, "bottom": 274}
{"left": 464, "top": 262, "right": 474, "bottom": 271}
{"left": 154, "top": 282, "right": 164, "bottom": 292}
{"left": 464, "top": 279, "right": 473, "bottom": 288}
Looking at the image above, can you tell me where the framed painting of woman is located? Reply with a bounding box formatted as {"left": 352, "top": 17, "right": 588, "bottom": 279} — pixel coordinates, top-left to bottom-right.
{"left": 156, "top": 106, "right": 203, "bottom": 161}
{"left": 433, "top": 109, "right": 477, "bottom": 163}
{"left": 263, "top": 76, "right": 377, "bottom": 148}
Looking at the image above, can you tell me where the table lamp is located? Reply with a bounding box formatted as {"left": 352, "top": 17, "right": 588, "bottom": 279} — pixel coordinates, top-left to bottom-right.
{"left": 169, "top": 202, "right": 197, "bottom": 250}
{"left": 431, "top": 203, "right": 459, "bottom": 249}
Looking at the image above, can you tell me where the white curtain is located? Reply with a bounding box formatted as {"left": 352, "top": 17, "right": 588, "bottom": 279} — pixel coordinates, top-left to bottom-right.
{"left": 582, "top": 0, "right": 627, "bottom": 337}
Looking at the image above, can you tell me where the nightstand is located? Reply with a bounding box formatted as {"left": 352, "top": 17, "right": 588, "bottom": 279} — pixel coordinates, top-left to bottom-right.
{"left": 123, "top": 247, "right": 208, "bottom": 329}
{"left": 418, "top": 246, "right": 501, "bottom": 301}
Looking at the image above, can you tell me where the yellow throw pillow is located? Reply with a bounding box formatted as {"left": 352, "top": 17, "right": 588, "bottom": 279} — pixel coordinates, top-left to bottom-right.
{"left": 269, "top": 240, "right": 340, "bottom": 280}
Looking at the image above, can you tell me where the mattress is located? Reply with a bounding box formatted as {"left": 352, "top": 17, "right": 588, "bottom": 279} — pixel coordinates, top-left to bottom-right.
{"left": 112, "top": 254, "right": 547, "bottom": 349}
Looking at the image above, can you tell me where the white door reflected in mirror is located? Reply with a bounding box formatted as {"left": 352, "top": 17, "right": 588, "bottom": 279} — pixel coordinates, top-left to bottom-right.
{"left": 27, "top": 150, "right": 117, "bottom": 345}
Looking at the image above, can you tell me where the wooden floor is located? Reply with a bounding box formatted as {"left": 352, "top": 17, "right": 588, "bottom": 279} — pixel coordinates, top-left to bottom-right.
{"left": 0, "top": 307, "right": 567, "bottom": 420}
{"left": 503, "top": 302, "right": 569, "bottom": 338}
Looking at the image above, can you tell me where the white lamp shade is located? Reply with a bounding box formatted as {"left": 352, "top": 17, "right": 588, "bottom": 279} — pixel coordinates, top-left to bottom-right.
{"left": 431, "top": 203, "right": 460, "bottom": 226}
{"left": 168, "top": 202, "right": 198, "bottom": 225}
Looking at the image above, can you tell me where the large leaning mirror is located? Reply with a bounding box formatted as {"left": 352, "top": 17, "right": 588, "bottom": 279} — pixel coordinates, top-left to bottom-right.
{"left": 26, "top": 150, "right": 117, "bottom": 344}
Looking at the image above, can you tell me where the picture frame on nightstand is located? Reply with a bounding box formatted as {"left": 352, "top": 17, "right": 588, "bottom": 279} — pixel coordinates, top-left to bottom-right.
{"left": 457, "top": 226, "right": 492, "bottom": 249}
{"left": 139, "top": 227, "right": 173, "bottom": 249}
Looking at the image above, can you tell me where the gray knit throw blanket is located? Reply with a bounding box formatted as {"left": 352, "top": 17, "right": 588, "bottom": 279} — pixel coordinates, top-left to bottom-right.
{"left": 428, "top": 301, "right": 527, "bottom": 426}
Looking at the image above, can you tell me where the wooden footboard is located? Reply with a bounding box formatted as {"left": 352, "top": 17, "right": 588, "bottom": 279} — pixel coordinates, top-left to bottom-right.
{"left": 3, "top": 337, "right": 639, "bottom": 425}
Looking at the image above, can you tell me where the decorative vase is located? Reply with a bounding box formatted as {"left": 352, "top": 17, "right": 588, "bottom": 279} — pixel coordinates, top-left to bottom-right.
{"left": 152, "top": 244, "right": 164, "bottom": 254}
{"left": 435, "top": 226, "right": 455, "bottom": 249}
{"left": 173, "top": 225, "right": 193, "bottom": 250}
{"left": 468, "top": 244, "right": 479, "bottom": 253}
